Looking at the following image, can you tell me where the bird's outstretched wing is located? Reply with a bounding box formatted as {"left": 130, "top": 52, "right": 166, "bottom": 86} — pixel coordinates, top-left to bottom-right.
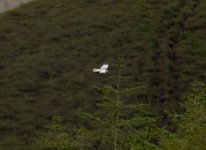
{"left": 100, "top": 64, "right": 109, "bottom": 70}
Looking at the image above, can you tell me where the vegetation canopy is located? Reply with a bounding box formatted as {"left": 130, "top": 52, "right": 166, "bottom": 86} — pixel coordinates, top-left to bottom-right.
{"left": 0, "top": 0, "right": 205, "bottom": 149}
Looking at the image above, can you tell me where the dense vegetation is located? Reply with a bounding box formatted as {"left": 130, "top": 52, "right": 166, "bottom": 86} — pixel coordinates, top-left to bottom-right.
{"left": 37, "top": 81, "right": 206, "bottom": 150}
{"left": 0, "top": 0, "right": 205, "bottom": 149}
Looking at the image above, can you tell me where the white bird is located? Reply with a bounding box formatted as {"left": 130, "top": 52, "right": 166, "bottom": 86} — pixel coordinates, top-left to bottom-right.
{"left": 93, "top": 64, "right": 109, "bottom": 74}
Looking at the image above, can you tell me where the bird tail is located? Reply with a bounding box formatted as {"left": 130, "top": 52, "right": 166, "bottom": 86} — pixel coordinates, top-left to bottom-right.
{"left": 93, "top": 68, "right": 100, "bottom": 73}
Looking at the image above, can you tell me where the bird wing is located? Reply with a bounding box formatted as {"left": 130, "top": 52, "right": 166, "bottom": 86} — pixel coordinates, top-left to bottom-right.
{"left": 100, "top": 64, "right": 109, "bottom": 70}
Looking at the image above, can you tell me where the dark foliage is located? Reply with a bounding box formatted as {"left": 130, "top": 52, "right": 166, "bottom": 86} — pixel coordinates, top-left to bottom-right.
{"left": 0, "top": 0, "right": 205, "bottom": 149}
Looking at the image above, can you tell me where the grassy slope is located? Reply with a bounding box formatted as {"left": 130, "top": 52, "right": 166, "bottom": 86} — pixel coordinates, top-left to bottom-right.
{"left": 0, "top": 0, "right": 205, "bottom": 149}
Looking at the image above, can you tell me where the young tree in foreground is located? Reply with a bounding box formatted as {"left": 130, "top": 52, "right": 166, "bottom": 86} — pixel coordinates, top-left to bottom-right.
{"left": 83, "top": 58, "right": 157, "bottom": 150}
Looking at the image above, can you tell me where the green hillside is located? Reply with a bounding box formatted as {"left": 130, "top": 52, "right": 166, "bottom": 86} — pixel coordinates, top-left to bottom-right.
{"left": 0, "top": 0, "right": 205, "bottom": 149}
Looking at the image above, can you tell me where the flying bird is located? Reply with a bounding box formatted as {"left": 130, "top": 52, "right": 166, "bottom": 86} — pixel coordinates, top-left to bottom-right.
{"left": 93, "top": 64, "right": 109, "bottom": 74}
